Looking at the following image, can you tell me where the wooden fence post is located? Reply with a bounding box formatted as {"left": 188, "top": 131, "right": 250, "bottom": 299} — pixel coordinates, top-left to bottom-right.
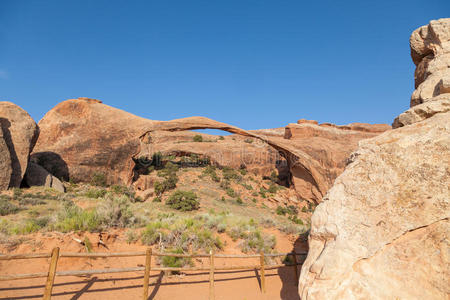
{"left": 260, "top": 251, "right": 266, "bottom": 293}
{"left": 42, "top": 247, "right": 60, "bottom": 300}
{"left": 292, "top": 252, "right": 299, "bottom": 285}
{"left": 209, "top": 249, "right": 215, "bottom": 300}
{"left": 142, "top": 247, "right": 152, "bottom": 300}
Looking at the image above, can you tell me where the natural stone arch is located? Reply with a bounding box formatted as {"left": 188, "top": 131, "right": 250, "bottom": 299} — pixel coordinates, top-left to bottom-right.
{"left": 137, "top": 116, "right": 326, "bottom": 202}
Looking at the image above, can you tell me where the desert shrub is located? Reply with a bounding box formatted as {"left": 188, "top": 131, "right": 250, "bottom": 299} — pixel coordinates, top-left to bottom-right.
{"left": 161, "top": 247, "right": 192, "bottom": 271}
{"left": 225, "top": 187, "right": 236, "bottom": 198}
{"left": 252, "top": 198, "right": 257, "bottom": 203}
{"left": 151, "top": 152, "right": 163, "bottom": 168}
{"left": 222, "top": 167, "right": 242, "bottom": 181}
{"left": 153, "top": 196, "right": 162, "bottom": 202}
{"left": 217, "top": 223, "right": 226, "bottom": 233}
{"left": 111, "top": 185, "right": 140, "bottom": 202}
{"left": 235, "top": 197, "right": 243, "bottom": 205}
{"left": 193, "top": 135, "right": 203, "bottom": 142}
{"left": 18, "top": 197, "right": 46, "bottom": 206}
{"left": 97, "top": 195, "right": 137, "bottom": 228}
{"left": 90, "top": 172, "right": 107, "bottom": 187}
{"left": 267, "top": 183, "right": 279, "bottom": 194}
{"left": 166, "top": 190, "right": 199, "bottom": 211}
{"left": 241, "top": 183, "right": 253, "bottom": 190}
{"left": 85, "top": 188, "right": 107, "bottom": 199}
{"left": 219, "top": 180, "right": 230, "bottom": 190}
{"left": 218, "top": 136, "right": 224, "bottom": 140}
{"left": 238, "top": 230, "right": 276, "bottom": 253}
{"left": 244, "top": 138, "right": 253, "bottom": 144}
{"left": 270, "top": 170, "right": 278, "bottom": 182}
{"left": 301, "top": 206, "right": 307, "bottom": 213}
{"left": 202, "top": 165, "right": 220, "bottom": 182}
{"left": 259, "top": 188, "right": 267, "bottom": 198}
{"left": 289, "top": 215, "right": 304, "bottom": 225}
{"left": 221, "top": 196, "right": 226, "bottom": 202}
{"left": 276, "top": 205, "right": 298, "bottom": 216}
{"left": 0, "top": 200, "right": 19, "bottom": 216}
{"left": 126, "top": 230, "right": 139, "bottom": 244}
{"left": 12, "top": 188, "right": 23, "bottom": 199}
{"left": 141, "top": 221, "right": 165, "bottom": 245}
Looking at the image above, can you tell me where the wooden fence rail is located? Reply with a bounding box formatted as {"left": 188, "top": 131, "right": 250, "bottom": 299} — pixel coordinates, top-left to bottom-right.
{"left": 0, "top": 248, "right": 307, "bottom": 300}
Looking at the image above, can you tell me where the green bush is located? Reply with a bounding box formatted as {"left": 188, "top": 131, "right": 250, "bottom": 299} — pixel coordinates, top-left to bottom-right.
{"left": 218, "top": 136, "right": 224, "bottom": 140}
{"left": 151, "top": 152, "right": 163, "bottom": 168}
{"left": 193, "top": 135, "right": 203, "bottom": 142}
{"left": 166, "top": 190, "right": 200, "bottom": 211}
{"left": 222, "top": 167, "right": 242, "bottom": 181}
{"left": 244, "top": 138, "right": 253, "bottom": 144}
{"left": 235, "top": 197, "right": 243, "bottom": 205}
{"left": 202, "top": 165, "right": 220, "bottom": 182}
{"left": 153, "top": 196, "right": 162, "bottom": 202}
{"left": 161, "top": 247, "right": 192, "bottom": 271}
{"left": 90, "top": 172, "right": 107, "bottom": 187}
{"left": 225, "top": 187, "right": 236, "bottom": 197}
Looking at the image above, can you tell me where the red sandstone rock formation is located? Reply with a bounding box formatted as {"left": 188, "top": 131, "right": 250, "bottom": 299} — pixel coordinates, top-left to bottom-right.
{"left": 33, "top": 98, "right": 389, "bottom": 203}
{"left": 0, "top": 102, "right": 39, "bottom": 189}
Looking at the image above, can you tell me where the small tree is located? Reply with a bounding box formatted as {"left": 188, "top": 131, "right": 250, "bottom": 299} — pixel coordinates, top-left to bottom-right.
{"left": 166, "top": 190, "right": 200, "bottom": 211}
{"left": 193, "top": 135, "right": 203, "bottom": 142}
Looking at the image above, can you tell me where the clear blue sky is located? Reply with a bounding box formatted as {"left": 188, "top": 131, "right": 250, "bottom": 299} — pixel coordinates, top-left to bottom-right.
{"left": 0, "top": 1, "right": 448, "bottom": 130}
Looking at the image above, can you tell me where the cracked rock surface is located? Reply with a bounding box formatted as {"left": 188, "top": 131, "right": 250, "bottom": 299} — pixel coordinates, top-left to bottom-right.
{"left": 298, "top": 111, "right": 449, "bottom": 299}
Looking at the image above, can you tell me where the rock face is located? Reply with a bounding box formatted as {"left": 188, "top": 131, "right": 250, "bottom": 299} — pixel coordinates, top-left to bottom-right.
{"left": 0, "top": 102, "right": 39, "bottom": 188}
{"left": 280, "top": 122, "right": 390, "bottom": 202}
{"left": 299, "top": 19, "right": 450, "bottom": 299}
{"left": 299, "top": 113, "right": 449, "bottom": 299}
{"left": 24, "top": 162, "right": 65, "bottom": 193}
{"left": 0, "top": 132, "right": 12, "bottom": 190}
{"left": 409, "top": 18, "right": 450, "bottom": 107}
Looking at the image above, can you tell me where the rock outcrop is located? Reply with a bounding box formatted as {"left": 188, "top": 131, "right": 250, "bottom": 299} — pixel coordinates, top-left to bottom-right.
{"left": 299, "top": 19, "right": 450, "bottom": 299}
{"left": 24, "top": 162, "right": 65, "bottom": 193}
{"left": 0, "top": 102, "right": 39, "bottom": 188}
{"left": 33, "top": 98, "right": 389, "bottom": 202}
{"left": 409, "top": 18, "right": 450, "bottom": 107}
{"left": 0, "top": 131, "right": 12, "bottom": 190}
{"left": 278, "top": 122, "right": 390, "bottom": 202}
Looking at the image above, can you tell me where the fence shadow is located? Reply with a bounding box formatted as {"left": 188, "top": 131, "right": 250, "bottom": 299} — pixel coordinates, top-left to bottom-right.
{"left": 278, "top": 233, "right": 309, "bottom": 300}
{"left": 0, "top": 269, "right": 281, "bottom": 300}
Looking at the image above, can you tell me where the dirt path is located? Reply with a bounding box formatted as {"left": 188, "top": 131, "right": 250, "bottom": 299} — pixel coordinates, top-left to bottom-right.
{"left": 0, "top": 230, "right": 306, "bottom": 299}
{"left": 0, "top": 266, "right": 300, "bottom": 300}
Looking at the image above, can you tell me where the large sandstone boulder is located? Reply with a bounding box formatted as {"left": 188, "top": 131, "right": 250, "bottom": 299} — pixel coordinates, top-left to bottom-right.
{"left": 0, "top": 132, "right": 12, "bottom": 190}
{"left": 299, "top": 19, "right": 450, "bottom": 299}
{"left": 0, "top": 102, "right": 39, "bottom": 188}
{"left": 24, "top": 162, "right": 65, "bottom": 193}
{"left": 298, "top": 112, "right": 449, "bottom": 299}
{"left": 409, "top": 18, "right": 450, "bottom": 106}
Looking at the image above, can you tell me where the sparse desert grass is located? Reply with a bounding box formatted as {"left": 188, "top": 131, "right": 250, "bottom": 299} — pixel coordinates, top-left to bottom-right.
{"left": 0, "top": 164, "right": 310, "bottom": 254}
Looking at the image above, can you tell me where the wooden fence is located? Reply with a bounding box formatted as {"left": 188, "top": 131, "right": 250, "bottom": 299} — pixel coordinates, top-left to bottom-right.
{"left": 0, "top": 248, "right": 307, "bottom": 300}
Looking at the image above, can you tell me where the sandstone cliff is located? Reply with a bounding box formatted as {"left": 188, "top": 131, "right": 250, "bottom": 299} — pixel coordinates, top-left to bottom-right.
{"left": 299, "top": 18, "right": 450, "bottom": 299}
